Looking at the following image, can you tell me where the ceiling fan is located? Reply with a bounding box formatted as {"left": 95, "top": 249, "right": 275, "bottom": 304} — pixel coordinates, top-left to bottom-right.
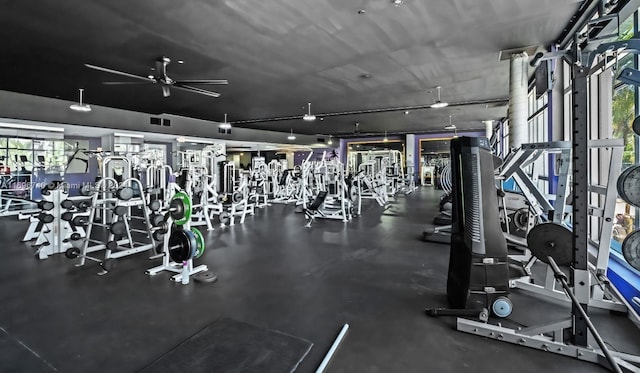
{"left": 85, "top": 56, "right": 228, "bottom": 98}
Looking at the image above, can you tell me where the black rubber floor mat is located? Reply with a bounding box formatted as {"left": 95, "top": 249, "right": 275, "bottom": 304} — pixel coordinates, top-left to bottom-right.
{"left": 138, "top": 318, "right": 313, "bottom": 373}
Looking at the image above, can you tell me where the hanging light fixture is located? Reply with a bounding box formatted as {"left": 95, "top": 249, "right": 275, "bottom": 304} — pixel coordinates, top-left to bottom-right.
{"left": 303, "top": 102, "right": 316, "bottom": 121}
{"left": 444, "top": 115, "right": 459, "bottom": 138}
{"left": 383, "top": 131, "right": 389, "bottom": 142}
{"left": 219, "top": 113, "right": 232, "bottom": 129}
{"left": 288, "top": 129, "right": 296, "bottom": 140}
{"left": 69, "top": 88, "right": 92, "bottom": 112}
{"left": 327, "top": 135, "right": 333, "bottom": 145}
{"left": 430, "top": 86, "right": 448, "bottom": 109}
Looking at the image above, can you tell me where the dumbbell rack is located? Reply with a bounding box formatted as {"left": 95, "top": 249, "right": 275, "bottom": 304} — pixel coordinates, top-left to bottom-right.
{"left": 24, "top": 184, "right": 87, "bottom": 260}
{"left": 74, "top": 178, "right": 157, "bottom": 274}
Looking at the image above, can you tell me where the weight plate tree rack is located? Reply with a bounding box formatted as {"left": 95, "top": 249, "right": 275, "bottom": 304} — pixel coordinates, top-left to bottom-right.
{"left": 452, "top": 25, "right": 640, "bottom": 373}
{"left": 146, "top": 192, "right": 210, "bottom": 283}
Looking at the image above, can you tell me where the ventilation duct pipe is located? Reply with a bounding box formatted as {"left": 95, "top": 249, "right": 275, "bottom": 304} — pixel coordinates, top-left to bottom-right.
{"left": 508, "top": 52, "right": 529, "bottom": 150}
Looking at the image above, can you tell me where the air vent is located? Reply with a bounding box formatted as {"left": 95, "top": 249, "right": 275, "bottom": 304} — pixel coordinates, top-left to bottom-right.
{"left": 162, "top": 119, "right": 171, "bottom": 126}
{"left": 150, "top": 117, "right": 161, "bottom": 125}
{"left": 317, "top": 138, "right": 326, "bottom": 143}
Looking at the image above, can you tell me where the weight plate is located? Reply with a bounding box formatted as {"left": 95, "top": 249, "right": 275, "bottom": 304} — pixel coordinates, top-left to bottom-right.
{"left": 617, "top": 165, "right": 640, "bottom": 208}
{"left": 116, "top": 187, "right": 134, "bottom": 201}
{"left": 60, "top": 199, "right": 75, "bottom": 209}
{"left": 491, "top": 296, "right": 513, "bottom": 318}
{"left": 72, "top": 216, "right": 88, "bottom": 227}
{"left": 193, "top": 271, "right": 218, "bottom": 283}
{"left": 191, "top": 227, "right": 205, "bottom": 259}
{"left": 633, "top": 115, "right": 640, "bottom": 137}
{"left": 65, "top": 247, "right": 81, "bottom": 259}
{"left": 106, "top": 241, "right": 119, "bottom": 251}
{"left": 622, "top": 230, "right": 640, "bottom": 271}
{"left": 349, "top": 186, "right": 358, "bottom": 202}
{"left": 70, "top": 232, "right": 82, "bottom": 241}
{"left": 61, "top": 212, "right": 74, "bottom": 221}
{"left": 232, "top": 191, "right": 243, "bottom": 204}
{"left": 110, "top": 221, "right": 127, "bottom": 236}
{"left": 513, "top": 208, "right": 530, "bottom": 231}
{"left": 526, "top": 222, "right": 573, "bottom": 266}
{"left": 168, "top": 229, "right": 195, "bottom": 262}
{"left": 170, "top": 192, "right": 192, "bottom": 226}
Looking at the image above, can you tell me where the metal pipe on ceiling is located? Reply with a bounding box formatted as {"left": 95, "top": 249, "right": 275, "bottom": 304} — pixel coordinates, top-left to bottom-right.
{"left": 229, "top": 98, "right": 509, "bottom": 125}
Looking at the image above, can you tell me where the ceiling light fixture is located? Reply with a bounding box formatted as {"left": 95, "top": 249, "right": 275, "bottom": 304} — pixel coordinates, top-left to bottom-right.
{"left": 288, "top": 129, "right": 296, "bottom": 140}
{"left": 219, "top": 113, "right": 232, "bottom": 129}
{"left": 0, "top": 122, "right": 64, "bottom": 132}
{"left": 383, "top": 131, "right": 389, "bottom": 142}
{"left": 176, "top": 137, "right": 216, "bottom": 144}
{"left": 430, "top": 86, "right": 449, "bottom": 109}
{"left": 393, "top": 0, "right": 404, "bottom": 6}
{"left": 303, "top": 102, "right": 316, "bottom": 121}
{"left": 69, "top": 88, "right": 92, "bottom": 112}
{"left": 327, "top": 135, "right": 333, "bottom": 145}
{"left": 114, "top": 132, "right": 144, "bottom": 138}
{"left": 444, "top": 115, "right": 459, "bottom": 138}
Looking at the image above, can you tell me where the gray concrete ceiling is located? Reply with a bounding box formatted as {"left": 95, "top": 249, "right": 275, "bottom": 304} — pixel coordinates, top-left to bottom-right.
{"left": 0, "top": 0, "right": 580, "bottom": 138}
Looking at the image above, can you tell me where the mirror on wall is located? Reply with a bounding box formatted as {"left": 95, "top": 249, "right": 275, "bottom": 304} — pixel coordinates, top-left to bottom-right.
{"left": 419, "top": 138, "right": 452, "bottom": 188}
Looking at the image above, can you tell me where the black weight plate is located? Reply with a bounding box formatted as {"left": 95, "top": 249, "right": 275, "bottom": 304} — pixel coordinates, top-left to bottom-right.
{"left": 622, "top": 230, "right": 640, "bottom": 271}
{"left": 113, "top": 206, "right": 128, "bottom": 216}
{"left": 116, "top": 187, "right": 134, "bottom": 201}
{"left": 72, "top": 216, "right": 88, "bottom": 226}
{"left": 61, "top": 212, "right": 74, "bottom": 221}
{"left": 60, "top": 199, "right": 75, "bottom": 209}
{"left": 617, "top": 165, "right": 640, "bottom": 208}
{"left": 232, "top": 191, "right": 243, "bottom": 204}
{"left": 80, "top": 184, "right": 94, "bottom": 196}
{"left": 110, "top": 221, "right": 127, "bottom": 236}
{"left": 77, "top": 200, "right": 91, "bottom": 210}
{"left": 169, "top": 198, "right": 185, "bottom": 221}
{"left": 70, "top": 232, "right": 82, "bottom": 241}
{"left": 193, "top": 271, "right": 218, "bottom": 283}
{"left": 633, "top": 115, "right": 640, "bottom": 137}
{"left": 39, "top": 213, "right": 54, "bottom": 224}
{"left": 65, "top": 247, "right": 81, "bottom": 259}
{"left": 527, "top": 222, "right": 573, "bottom": 266}
{"left": 168, "top": 229, "right": 191, "bottom": 263}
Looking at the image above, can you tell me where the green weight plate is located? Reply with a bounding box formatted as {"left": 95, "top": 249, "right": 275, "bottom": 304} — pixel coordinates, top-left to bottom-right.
{"left": 192, "top": 227, "right": 205, "bottom": 259}
{"left": 170, "top": 191, "right": 192, "bottom": 225}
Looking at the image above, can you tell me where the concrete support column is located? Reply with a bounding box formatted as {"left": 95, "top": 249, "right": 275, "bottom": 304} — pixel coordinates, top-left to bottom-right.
{"left": 509, "top": 52, "right": 529, "bottom": 150}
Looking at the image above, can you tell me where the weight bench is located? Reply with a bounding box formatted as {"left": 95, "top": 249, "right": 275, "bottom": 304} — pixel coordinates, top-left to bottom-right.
{"left": 304, "top": 191, "right": 328, "bottom": 228}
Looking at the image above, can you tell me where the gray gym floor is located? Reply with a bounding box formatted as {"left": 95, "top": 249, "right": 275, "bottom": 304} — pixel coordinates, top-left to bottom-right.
{"left": 0, "top": 187, "right": 638, "bottom": 372}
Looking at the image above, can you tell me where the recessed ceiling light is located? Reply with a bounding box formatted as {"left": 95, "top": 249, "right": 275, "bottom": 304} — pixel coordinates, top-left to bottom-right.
{"left": 404, "top": 111, "right": 409, "bottom": 115}
{"left": 358, "top": 9, "right": 366, "bottom": 14}
{"left": 360, "top": 73, "right": 372, "bottom": 79}
{"left": 177, "top": 60, "right": 184, "bottom": 64}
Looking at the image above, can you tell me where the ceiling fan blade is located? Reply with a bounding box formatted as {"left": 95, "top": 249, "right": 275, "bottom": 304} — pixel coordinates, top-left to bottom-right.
{"left": 102, "top": 81, "right": 152, "bottom": 85}
{"left": 173, "top": 79, "right": 228, "bottom": 85}
{"left": 173, "top": 84, "right": 221, "bottom": 97}
{"left": 162, "top": 85, "right": 171, "bottom": 97}
{"left": 85, "top": 63, "right": 154, "bottom": 82}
